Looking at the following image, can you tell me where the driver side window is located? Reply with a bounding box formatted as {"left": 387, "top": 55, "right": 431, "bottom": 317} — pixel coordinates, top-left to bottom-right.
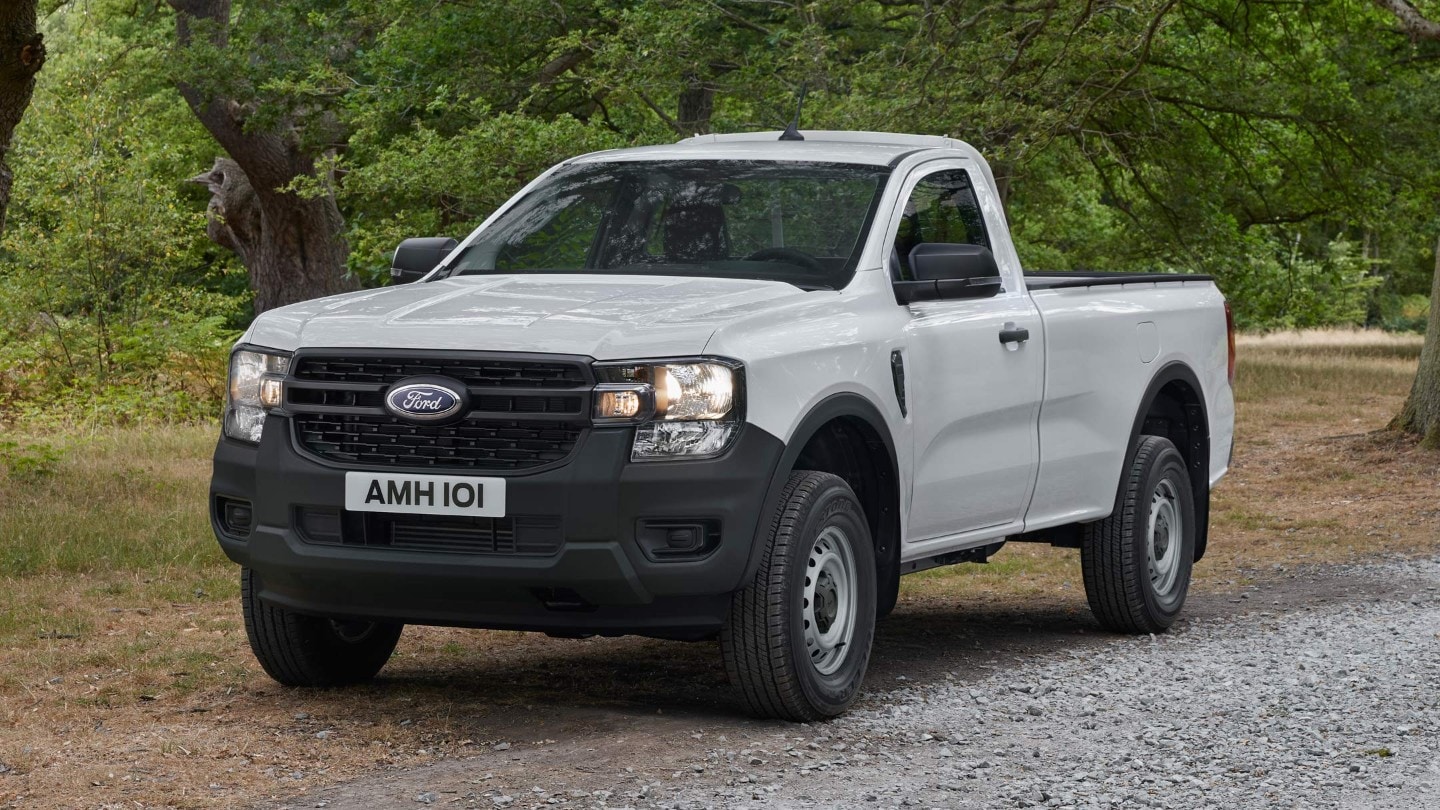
{"left": 893, "top": 170, "right": 990, "bottom": 280}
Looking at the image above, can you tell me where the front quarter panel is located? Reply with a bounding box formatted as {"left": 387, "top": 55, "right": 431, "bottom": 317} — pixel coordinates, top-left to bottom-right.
{"left": 704, "top": 270, "right": 914, "bottom": 527}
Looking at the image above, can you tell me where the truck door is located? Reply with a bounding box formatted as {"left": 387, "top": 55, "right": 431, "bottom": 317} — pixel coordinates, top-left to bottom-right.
{"left": 895, "top": 165, "right": 1044, "bottom": 541}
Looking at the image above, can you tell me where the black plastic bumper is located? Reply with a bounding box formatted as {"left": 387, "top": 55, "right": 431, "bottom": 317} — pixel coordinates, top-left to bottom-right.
{"left": 210, "top": 418, "right": 785, "bottom": 638}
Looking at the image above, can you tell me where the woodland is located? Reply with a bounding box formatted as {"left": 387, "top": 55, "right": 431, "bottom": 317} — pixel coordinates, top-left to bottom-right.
{"left": 0, "top": 1, "right": 1438, "bottom": 439}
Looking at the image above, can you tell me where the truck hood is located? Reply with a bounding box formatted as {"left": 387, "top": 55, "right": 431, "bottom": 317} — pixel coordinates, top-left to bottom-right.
{"left": 244, "top": 274, "right": 815, "bottom": 359}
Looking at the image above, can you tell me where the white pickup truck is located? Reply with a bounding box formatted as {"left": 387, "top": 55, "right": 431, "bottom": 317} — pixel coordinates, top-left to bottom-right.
{"left": 211, "top": 131, "right": 1235, "bottom": 720}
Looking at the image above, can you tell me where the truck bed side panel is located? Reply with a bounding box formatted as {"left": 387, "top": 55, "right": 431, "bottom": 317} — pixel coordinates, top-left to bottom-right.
{"left": 1023, "top": 281, "right": 1235, "bottom": 531}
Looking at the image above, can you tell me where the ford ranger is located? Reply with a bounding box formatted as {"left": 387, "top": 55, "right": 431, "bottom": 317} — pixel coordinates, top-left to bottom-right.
{"left": 211, "top": 130, "right": 1236, "bottom": 720}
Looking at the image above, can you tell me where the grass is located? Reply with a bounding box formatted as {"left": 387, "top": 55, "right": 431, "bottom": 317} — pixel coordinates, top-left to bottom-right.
{"left": 1, "top": 329, "right": 1438, "bottom": 807}
{"left": 0, "top": 426, "right": 223, "bottom": 576}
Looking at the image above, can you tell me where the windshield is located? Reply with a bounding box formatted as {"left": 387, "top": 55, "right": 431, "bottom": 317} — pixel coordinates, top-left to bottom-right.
{"left": 445, "top": 160, "right": 891, "bottom": 290}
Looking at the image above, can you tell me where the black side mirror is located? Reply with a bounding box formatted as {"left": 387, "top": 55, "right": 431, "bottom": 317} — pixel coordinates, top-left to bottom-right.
{"left": 391, "top": 237, "right": 458, "bottom": 284}
{"left": 893, "top": 242, "right": 1003, "bottom": 304}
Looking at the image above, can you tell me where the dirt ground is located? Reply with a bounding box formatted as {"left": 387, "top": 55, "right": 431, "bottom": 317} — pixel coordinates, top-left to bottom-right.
{"left": 2, "top": 331, "right": 1438, "bottom": 809}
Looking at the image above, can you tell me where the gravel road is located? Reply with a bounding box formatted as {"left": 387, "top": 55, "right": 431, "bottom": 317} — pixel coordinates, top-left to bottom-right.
{"left": 295, "top": 559, "right": 1440, "bottom": 810}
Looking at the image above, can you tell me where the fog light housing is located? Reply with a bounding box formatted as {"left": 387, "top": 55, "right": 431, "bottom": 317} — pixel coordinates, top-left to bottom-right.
{"left": 635, "top": 519, "right": 721, "bottom": 561}
{"left": 216, "top": 496, "right": 254, "bottom": 539}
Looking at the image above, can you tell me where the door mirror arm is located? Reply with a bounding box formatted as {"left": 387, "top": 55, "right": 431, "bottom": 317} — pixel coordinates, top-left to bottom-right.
{"left": 894, "top": 276, "right": 1002, "bottom": 304}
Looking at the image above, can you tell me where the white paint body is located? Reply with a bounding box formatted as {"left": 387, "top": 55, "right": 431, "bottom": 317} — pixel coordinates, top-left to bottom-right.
{"left": 241, "top": 131, "right": 1235, "bottom": 562}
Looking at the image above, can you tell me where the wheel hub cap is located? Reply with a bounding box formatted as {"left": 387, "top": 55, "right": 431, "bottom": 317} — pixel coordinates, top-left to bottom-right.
{"left": 1147, "top": 479, "right": 1183, "bottom": 597}
{"left": 802, "top": 526, "right": 858, "bottom": 676}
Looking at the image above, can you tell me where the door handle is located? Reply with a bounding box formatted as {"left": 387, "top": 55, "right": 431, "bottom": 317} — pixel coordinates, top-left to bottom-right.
{"left": 999, "top": 326, "right": 1030, "bottom": 345}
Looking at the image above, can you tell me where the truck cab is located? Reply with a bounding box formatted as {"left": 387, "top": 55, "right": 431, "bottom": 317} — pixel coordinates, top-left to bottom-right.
{"left": 212, "top": 131, "right": 1235, "bottom": 720}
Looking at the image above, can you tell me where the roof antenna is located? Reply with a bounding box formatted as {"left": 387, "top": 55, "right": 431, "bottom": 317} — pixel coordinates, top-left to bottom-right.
{"left": 778, "top": 84, "right": 808, "bottom": 141}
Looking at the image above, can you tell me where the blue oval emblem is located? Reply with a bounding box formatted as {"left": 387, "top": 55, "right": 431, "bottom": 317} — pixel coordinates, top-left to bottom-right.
{"left": 385, "top": 382, "right": 462, "bottom": 422}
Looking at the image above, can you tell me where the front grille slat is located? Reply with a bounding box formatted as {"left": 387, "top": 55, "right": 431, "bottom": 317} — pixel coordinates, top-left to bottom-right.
{"left": 287, "top": 352, "right": 591, "bottom": 471}
{"left": 293, "top": 356, "right": 587, "bottom": 389}
{"left": 294, "top": 413, "right": 584, "bottom": 469}
{"left": 294, "top": 508, "right": 563, "bottom": 557}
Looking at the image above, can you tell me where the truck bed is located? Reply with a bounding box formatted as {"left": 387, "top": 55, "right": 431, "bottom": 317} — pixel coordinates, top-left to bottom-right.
{"left": 1018, "top": 272, "right": 1232, "bottom": 532}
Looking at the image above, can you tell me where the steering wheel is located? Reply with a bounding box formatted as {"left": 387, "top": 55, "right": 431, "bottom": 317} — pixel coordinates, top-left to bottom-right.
{"left": 744, "top": 247, "right": 827, "bottom": 275}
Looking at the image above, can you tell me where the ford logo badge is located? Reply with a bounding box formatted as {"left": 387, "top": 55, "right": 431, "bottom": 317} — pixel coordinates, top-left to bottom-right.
{"left": 384, "top": 379, "right": 465, "bottom": 423}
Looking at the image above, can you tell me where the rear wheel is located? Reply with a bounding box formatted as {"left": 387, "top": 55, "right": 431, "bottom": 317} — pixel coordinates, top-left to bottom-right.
{"left": 721, "top": 471, "right": 876, "bottom": 721}
{"left": 1082, "top": 435, "right": 1195, "bottom": 633}
{"left": 242, "top": 568, "right": 403, "bottom": 687}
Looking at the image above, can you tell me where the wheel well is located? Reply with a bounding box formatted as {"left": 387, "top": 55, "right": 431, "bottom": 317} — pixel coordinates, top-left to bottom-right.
{"left": 793, "top": 416, "right": 901, "bottom": 578}
{"left": 1139, "top": 378, "right": 1211, "bottom": 559}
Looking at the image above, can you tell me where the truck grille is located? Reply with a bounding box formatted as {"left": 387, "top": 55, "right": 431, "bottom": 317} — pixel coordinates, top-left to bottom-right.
{"left": 286, "top": 350, "right": 593, "bottom": 471}
{"left": 292, "top": 356, "right": 585, "bottom": 388}
{"left": 293, "top": 414, "right": 584, "bottom": 469}
{"left": 384, "top": 515, "right": 563, "bottom": 555}
{"left": 296, "top": 508, "right": 563, "bottom": 556}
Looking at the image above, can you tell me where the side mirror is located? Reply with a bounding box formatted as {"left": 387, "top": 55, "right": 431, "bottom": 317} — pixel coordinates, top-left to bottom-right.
{"left": 893, "top": 243, "right": 1003, "bottom": 304}
{"left": 391, "top": 237, "right": 458, "bottom": 284}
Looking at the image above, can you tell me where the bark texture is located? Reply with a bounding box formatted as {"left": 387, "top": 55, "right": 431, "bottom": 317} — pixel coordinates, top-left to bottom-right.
{"left": 168, "top": 0, "right": 355, "bottom": 313}
{"left": 1371, "top": 0, "right": 1440, "bottom": 40}
{"left": 1392, "top": 239, "right": 1440, "bottom": 448}
{"left": 0, "top": 0, "right": 44, "bottom": 236}
{"left": 1370, "top": 2, "right": 1440, "bottom": 445}
{"left": 677, "top": 79, "right": 715, "bottom": 136}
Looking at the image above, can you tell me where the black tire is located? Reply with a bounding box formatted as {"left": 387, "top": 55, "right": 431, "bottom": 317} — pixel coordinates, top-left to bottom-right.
{"left": 241, "top": 568, "right": 403, "bottom": 687}
{"left": 721, "top": 471, "right": 877, "bottom": 721}
{"left": 1082, "top": 435, "right": 1196, "bottom": 634}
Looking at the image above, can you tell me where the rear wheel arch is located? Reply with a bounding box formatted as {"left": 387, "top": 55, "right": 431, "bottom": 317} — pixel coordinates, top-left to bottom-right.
{"left": 1117, "top": 362, "right": 1212, "bottom": 560}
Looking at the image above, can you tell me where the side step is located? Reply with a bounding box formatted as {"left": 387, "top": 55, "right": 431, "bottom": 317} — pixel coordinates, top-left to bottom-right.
{"left": 900, "top": 541, "right": 1005, "bottom": 575}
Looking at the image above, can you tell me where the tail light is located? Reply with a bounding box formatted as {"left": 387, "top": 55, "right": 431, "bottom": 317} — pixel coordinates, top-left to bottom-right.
{"left": 1224, "top": 301, "right": 1236, "bottom": 384}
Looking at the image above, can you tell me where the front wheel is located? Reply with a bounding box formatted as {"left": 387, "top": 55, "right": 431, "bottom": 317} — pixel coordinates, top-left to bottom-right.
{"left": 1081, "top": 435, "right": 1196, "bottom": 633}
{"left": 241, "top": 568, "right": 403, "bottom": 687}
{"left": 721, "top": 471, "right": 877, "bottom": 721}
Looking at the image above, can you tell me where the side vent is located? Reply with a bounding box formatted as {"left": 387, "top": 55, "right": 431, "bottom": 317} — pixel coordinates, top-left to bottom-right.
{"left": 890, "top": 350, "right": 908, "bottom": 417}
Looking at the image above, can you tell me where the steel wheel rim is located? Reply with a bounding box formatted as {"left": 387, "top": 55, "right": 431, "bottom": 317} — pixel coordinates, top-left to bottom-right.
{"left": 1148, "top": 478, "right": 1182, "bottom": 597}
{"left": 802, "top": 525, "right": 858, "bottom": 676}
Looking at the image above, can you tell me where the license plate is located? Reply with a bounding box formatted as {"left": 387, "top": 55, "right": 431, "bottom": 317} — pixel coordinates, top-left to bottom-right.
{"left": 344, "top": 472, "right": 506, "bottom": 517}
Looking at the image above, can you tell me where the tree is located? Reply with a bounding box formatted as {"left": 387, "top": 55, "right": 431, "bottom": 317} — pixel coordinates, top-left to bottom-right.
{"left": 0, "top": 0, "right": 45, "bottom": 236}
{"left": 165, "top": 0, "right": 355, "bottom": 313}
{"left": 1371, "top": 0, "right": 1440, "bottom": 445}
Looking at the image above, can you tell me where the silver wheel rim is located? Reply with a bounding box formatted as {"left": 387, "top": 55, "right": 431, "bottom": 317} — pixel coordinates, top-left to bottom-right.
{"left": 1148, "top": 478, "right": 1183, "bottom": 597}
{"left": 802, "top": 525, "right": 858, "bottom": 676}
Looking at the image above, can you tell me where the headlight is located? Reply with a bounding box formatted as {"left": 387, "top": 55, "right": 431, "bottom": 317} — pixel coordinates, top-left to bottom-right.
{"left": 595, "top": 359, "right": 743, "bottom": 460}
{"left": 224, "top": 349, "right": 290, "bottom": 443}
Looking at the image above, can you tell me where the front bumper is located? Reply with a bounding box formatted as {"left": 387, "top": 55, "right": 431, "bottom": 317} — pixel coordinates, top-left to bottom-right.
{"left": 210, "top": 417, "right": 784, "bottom": 638}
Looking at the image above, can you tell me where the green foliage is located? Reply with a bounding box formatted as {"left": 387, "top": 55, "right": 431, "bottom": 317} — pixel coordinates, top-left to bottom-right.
{"left": 337, "top": 112, "right": 627, "bottom": 284}
{"left": 0, "top": 437, "right": 63, "bottom": 481}
{"left": 0, "top": 7, "right": 248, "bottom": 421}
{"left": 1223, "top": 236, "right": 1381, "bottom": 330}
{"left": 2, "top": 0, "right": 1438, "bottom": 426}
{"left": 1377, "top": 294, "right": 1433, "bottom": 333}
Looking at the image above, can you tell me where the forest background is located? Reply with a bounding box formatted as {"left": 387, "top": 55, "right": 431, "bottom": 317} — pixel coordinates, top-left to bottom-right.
{"left": 0, "top": 0, "right": 1437, "bottom": 424}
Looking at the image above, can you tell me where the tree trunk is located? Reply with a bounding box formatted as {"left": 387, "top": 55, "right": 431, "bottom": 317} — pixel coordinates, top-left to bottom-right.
{"left": 0, "top": 0, "right": 44, "bottom": 236}
{"left": 1367, "top": 1, "right": 1440, "bottom": 447}
{"left": 1392, "top": 237, "right": 1440, "bottom": 448}
{"left": 677, "top": 78, "right": 715, "bottom": 136}
{"left": 168, "top": 0, "right": 355, "bottom": 312}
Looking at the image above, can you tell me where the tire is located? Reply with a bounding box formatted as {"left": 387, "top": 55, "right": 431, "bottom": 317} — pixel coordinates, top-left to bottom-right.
{"left": 721, "top": 471, "right": 877, "bottom": 721}
{"left": 1082, "top": 435, "right": 1196, "bottom": 634}
{"left": 241, "top": 568, "right": 403, "bottom": 687}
